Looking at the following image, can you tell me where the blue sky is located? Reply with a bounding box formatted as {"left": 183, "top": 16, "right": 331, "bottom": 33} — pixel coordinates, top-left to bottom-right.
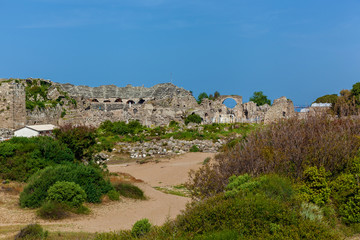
{"left": 1, "top": 0, "right": 360, "bottom": 106}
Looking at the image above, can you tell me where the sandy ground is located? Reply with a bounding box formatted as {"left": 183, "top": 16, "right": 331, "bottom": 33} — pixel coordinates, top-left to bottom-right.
{"left": 0, "top": 152, "right": 215, "bottom": 236}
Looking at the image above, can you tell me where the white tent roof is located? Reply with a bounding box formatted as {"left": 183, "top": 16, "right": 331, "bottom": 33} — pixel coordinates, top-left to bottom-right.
{"left": 26, "top": 124, "right": 57, "bottom": 132}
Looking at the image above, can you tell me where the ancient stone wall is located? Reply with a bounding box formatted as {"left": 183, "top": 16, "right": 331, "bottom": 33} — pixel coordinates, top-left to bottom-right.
{"left": 0, "top": 80, "right": 26, "bottom": 130}
{"left": 264, "top": 96, "right": 295, "bottom": 124}
{"left": 0, "top": 78, "right": 297, "bottom": 128}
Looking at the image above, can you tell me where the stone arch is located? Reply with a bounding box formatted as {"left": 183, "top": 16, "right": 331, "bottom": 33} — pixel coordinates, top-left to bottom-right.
{"left": 115, "top": 98, "right": 122, "bottom": 102}
{"left": 127, "top": 100, "right": 135, "bottom": 105}
{"left": 104, "top": 99, "right": 111, "bottom": 103}
{"left": 91, "top": 99, "right": 99, "bottom": 102}
{"left": 222, "top": 98, "right": 238, "bottom": 109}
{"left": 138, "top": 98, "right": 145, "bottom": 104}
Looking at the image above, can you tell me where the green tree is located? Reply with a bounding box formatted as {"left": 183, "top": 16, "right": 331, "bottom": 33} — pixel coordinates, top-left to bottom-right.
{"left": 314, "top": 94, "right": 338, "bottom": 105}
{"left": 53, "top": 125, "right": 97, "bottom": 161}
{"left": 214, "top": 91, "right": 220, "bottom": 99}
{"left": 197, "top": 92, "right": 209, "bottom": 104}
{"left": 249, "top": 91, "right": 271, "bottom": 106}
{"left": 351, "top": 82, "right": 360, "bottom": 104}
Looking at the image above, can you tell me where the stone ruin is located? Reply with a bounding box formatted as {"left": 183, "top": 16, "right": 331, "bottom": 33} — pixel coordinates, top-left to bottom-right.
{"left": 0, "top": 78, "right": 296, "bottom": 133}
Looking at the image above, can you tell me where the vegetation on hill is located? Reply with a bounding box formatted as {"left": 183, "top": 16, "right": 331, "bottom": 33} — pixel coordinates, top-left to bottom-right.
{"left": 23, "top": 78, "right": 77, "bottom": 111}
{"left": 98, "top": 120, "right": 257, "bottom": 145}
{"left": 197, "top": 91, "right": 220, "bottom": 104}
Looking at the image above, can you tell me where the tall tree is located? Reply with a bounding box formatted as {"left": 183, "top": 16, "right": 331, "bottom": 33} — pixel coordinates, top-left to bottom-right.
{"left": 197, "top": 92, "right": 209, "bottom": 104}
{"left": 249, "top": 91, "right": 271, "bottom": 106}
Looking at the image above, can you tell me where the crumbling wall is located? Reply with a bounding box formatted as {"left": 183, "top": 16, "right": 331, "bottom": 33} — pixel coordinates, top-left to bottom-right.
{"left": 264, "top": 96, "right": 295, "bottom": 124}
{"left": 0, "top": 80, "right": 26, "bottom": 129}
{"left": 0, "top": 78, "right": 298, "bottom": 128}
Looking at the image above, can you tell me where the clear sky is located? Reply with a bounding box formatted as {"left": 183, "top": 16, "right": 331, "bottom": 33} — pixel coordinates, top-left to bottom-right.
{"left": 1, "top": 0, "right": 360, "bottom": 106}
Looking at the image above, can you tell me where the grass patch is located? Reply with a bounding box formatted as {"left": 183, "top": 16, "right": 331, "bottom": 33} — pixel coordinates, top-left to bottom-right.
{"left": 113, "top": 183, "right": 145, "bottom": 200}
{"left": 154, "top": 185, "right": 190, "bottom": 197}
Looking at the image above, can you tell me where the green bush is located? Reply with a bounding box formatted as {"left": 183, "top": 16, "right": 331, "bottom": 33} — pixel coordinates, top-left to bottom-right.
{"left": 20, "top": 163, "right": 113, "bottom": 208}
{"left": 114, "top": 183, "right": 145, "bottom": 200}
{"left": 47, "top": 181, "right": 86, "bottom": 207}
{"left": 15, "top": 224, "right": 47, "bottom": 239}
{"left": 0, "top": 136, "right": 74, "bottom": 182}
{"left": 194, "top": 230, "right": 239, "bottom": 240}
{"left": 299, "top": 166, "right": 331, "bottom": 206}
{"left": 53, "top": 125, "right": 97, "bottom": 161}
{"left": 131, "top": 218, "right": 151, "bottom": 237}
{"left": 190, "top": 145, "right": 200, "bottom": 152}
{"left": 108, "top": 190, "right": 120, "bottom": 201}
{"left": 185, "top": 114, "right": 202, "bottom": 125}
{"left": 37, "top": 201, "right": 69, "bottom": 220}
{"left": 177, "top": 175, "right": 342, "bottom": 239}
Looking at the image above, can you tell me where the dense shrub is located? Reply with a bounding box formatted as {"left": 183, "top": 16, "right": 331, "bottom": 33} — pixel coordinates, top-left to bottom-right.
{"left": 20, "top": 163, "right": 113, "bottom": 208}
{"left": 177, "top": 183, "right": 340, "bottom": 239}
{"left": 47, "top": 181, "right": 86, "bottom": 207}
{"left": 131, "top": 218, "right": 151, "bottom": 237}
{"left": 114, "top": 183, "right": 145, "bottom": 200}
{"left": 53, "top": 124, "right": 97, "bottom": 161}
{"left": 330, "top": 157, "right": 360, "bottom": 224}
{"left": 188, "top": 116, "right": 360, "bottom": 198}
{"left": 107, "top": 190, "right": 120, "bottom": 201}
{"left": 37, "top": 201, "right": 69, "bottom": 220}
{"left": 193, "top": 230, "right": 239, "bottom": 240}
{"left": 0, "top": 136, "right": 74, "bottom": 181}
{"left": 15, "top": 224, "right": 47, "bottom": 239}
{"left": 299, "top": 166, "right": 331, "bottom": 206}
{"left": 99, "top": 120, "right": 145, "bottom": 135}
{"left": 185, "top": 113, "right": 202, "bottom": 125}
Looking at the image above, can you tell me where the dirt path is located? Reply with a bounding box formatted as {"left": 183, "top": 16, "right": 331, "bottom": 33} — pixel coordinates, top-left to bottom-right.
{"left": 108, "top": 152, "right": 215, "bottom": 187}
{"left": 0, "top": 152, "right": 216, "bottom": 236}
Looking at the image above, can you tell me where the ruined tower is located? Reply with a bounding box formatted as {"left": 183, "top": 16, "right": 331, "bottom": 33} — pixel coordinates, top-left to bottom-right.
{"left": 0, "top": 79, "right": 26, "bottom": 129}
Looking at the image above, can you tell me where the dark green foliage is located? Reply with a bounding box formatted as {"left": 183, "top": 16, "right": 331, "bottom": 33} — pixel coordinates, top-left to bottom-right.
{"left": 197, "top": 92, "right": 209, "bottom": 104}
{"left": 99, "top": 120, "right": 145, "bottom": 135}
{"left": 189, "top": 145, "right": 200, "bottom": 152}
{"left": 131, "top": 218, "right": 151, "bottom": 237}
{"left": 61, "top": 109, "right": 66, "bottom": 118}
{"left": 314, "top": 94, "right": 338, "bottom": 105}
{"left": 47, "top": 181, "right": 87, "bottom": 207}
{"left": 19, "top": 163, "right": 113, "bottom": 208}
{"left": 249, "top": 91, "right": 271, "bottom": 106}
{"left": 299, "top": 166, "right": 331, "bottom": 206}
{"left": 184, "top": 113, "right": 202, "bottom": 125}
{"left": 194, "top": 230, "right": 239, "bottom": 240}
{"left": 114, "top": 183, "right": 145, "bottom": 199}
{"left": 53, "top": 125, "right": 97, "bottom": 161}
{"left": 15, "top": 224, "right": 47, "bottom": 240}
{"left": 0, "top": 137, "right": 74, "bottom": 182}
{"left": 168, "top": 120, "right": 179, "bottom": 128}
{"left": 107, "top": 190, "right": 120, "bottom": 201}
{"left": 351, "top": 82, "right": 360, "bottom": 98}
{"left": 37, "top": 201, "right": 69, "bottom": 220}
{"left": 331, "top": 157, "right": 360, "bottom": 224}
